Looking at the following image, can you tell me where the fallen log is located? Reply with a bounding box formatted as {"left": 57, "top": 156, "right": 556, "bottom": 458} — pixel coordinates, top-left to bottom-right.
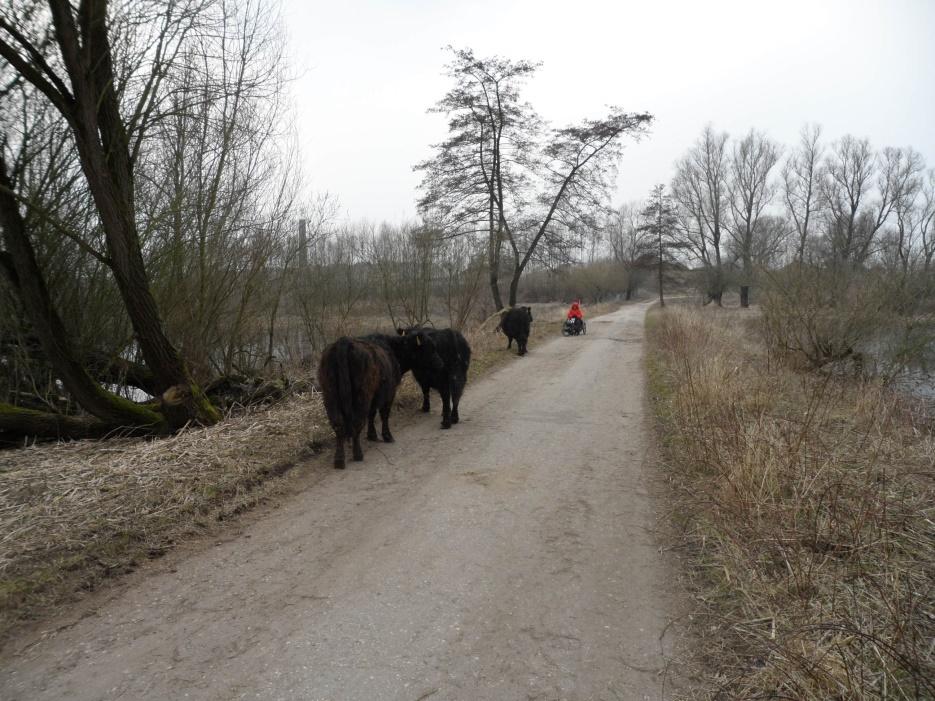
{"left": 0, "top": 402, "right": 132, "bottom": 445}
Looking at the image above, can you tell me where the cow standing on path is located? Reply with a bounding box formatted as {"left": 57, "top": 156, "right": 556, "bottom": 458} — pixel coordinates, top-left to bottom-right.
{"left": 318, "top": 331, "right": 440, "bottom": 468}
{"left": 498, "top": 306, "right": 533, "bottom": 356}
{"left": 399, "top": 327, "right": 471, "bottom": 429}
{"left": 317, "top": 338, "right": 396, "bottom": 469}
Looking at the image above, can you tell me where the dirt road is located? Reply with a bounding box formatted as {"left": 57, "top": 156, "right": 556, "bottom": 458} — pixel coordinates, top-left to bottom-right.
{"left": 1, "top": 302, "right": 682, "bottom": 700}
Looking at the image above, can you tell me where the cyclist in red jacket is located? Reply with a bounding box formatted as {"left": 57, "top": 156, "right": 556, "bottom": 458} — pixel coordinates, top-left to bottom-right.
{"left": 567, "top": 300, "right": 584, "bottom": 333}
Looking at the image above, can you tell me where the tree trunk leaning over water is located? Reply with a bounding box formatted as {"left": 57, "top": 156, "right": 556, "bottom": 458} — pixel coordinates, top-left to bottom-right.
{"left": 0, "top": 151, "right": 168, "bottom": 437}
{"left": 0, "top": 0, "right": 219, "bottom": 429}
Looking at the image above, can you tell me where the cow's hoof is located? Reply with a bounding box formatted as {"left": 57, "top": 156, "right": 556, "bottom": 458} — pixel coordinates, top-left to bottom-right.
{"left": 334, "top": 461, "right": 346, "bottom": 470}
{"left": 382, "top": 433, "right": 394, "bottom": 443}
{"left": 352, "top": 453, "right": 364, "bottom": 462}
{"left": 421, "top": 405, "right": 430, "bottom": 413}
{"left": 441, "top": 422, "right": 451, "bottom": 429}
{"left": 367, "top": 432, "right": 379, "bottom": 442}
{"left": 451, "top": 414, "right": 459, "bottom": 424}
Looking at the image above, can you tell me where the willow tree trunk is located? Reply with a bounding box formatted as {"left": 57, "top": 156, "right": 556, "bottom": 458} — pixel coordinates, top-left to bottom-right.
{"left": 0, "top": 403, "right": 120, "bottom": 442}
{"left": 50, "top": 0, "right": 218, "bottom": 427}
{"left": 507, "top": 265, "right": 521, "bottom": 308}
{"left": 488, "top": 221, "right": 505, "bottom": 310}
{"left": 740, "top": 252, "right": 752, "bottom": 308}
{"left": 0, "top": 154, "right": 166, "bottom": 433}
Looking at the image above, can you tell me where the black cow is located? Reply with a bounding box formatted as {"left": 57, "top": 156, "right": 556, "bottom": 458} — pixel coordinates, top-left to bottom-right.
{"left": 318, "top": 331, "right": 439, "bottom": 468}
{"left": 399, "top": 327, "right": 471, "bottom": 429}
{"left": 498, "top": 306, "right": 533, "bottom": 356}
{"left": 360, "top": 329, "right": 444, "bottom": 380}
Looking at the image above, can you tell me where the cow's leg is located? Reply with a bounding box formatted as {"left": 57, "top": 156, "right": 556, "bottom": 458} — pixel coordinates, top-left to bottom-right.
{"left": 351, "top": 428, "right": 364, "bottom": 461}
{"left": 506, "top": 335, "right": 513, "bottom": 349}
{"left": 518, "top": 337, "right": 527, "bottom": 356}
{"left": 420, "top": 382, "right": 431, "bottom": 413}
{"left": 439, "top": 385, "right": 452, "bottom": 429}
{"left": 380, "top": 402, "right": 394, "bottom": 442}
{"left": 450, "top": 379, "right": 463, "bottom": 424}
{"left": 333, "top": 428, "right": 346, "bottom": 469}
{"left": 367, "top": 403, "right": 379, "bottom": 441}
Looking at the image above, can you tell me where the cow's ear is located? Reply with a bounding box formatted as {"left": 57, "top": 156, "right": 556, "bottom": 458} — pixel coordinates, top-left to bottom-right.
{"left": 415, "top": 335, "right": 422, "bottom": 346}
{"left": 397, "top": 327, "right": 405, "bottom": 336}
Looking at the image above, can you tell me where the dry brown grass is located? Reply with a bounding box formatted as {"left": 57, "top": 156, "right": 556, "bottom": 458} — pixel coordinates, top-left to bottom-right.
{"left": 646, "top": 305, "right": 935, "bottom": 700}
{"left": 0, "top": 394, "right": 329, "bottom": 638}
{"left": 0, "top": 301, "right": 605, "bottom": 641}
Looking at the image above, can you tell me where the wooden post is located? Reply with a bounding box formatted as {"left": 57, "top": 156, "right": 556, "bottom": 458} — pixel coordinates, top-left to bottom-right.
{"left": 298, "top": 219, "right": 308, "bottom": 268}
{"left": 657, "top": 202, "right": 665, "bottom": 307}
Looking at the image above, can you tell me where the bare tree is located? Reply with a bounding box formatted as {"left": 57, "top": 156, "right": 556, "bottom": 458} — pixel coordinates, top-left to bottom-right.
{"left": 726, "top": 129, "right": 781, "bottom": 307}
{"left": 672, "top": 125, "right": 730, "bottom": 304}
{"left": 417, "top": 47, "right": 652, "bottom": 310}
{"left": 370, "top": 222, "right": 436, "bottom": 327}
{"left": 1, "top": 0, "right": 301, "bottom": 438}
{"left": 918, "top": 170, "right": 935, "bottom": 272}
{"left": 436, "top": 232, "right": 485, "bottom": 329}
{"left": 820, "top": 135, "right": 900, "bottom": 267}
{"left": 782, "top": 124, "right": 824, "bottom": 263}
{"left": 141, "top": 0, "right": 297, "bottom": 379}
{"left": 504, "top": 109, "right": 651, "bottom": 306}
{"left": 1, "top": 76, "right": 147, "bottom": 420}
{"left": 880, "top": 148, "right": 926, "bottom": 274}
{"left": 416, "top": 47, "right": 539, "bottom": 311}
{"left": 638, "top": 184, "right": 681, "bottom": 307}
{"left": 1, "top": 148, "right": 165, "bottom": 434}
{"left": 0, "top": 0, "right": 219, "bottom": 428}
{"left": 606, "top": 202, "right": 652, "bottom": 300}
{"left": 292, "top": 224, "right": 371, "bottom": 357}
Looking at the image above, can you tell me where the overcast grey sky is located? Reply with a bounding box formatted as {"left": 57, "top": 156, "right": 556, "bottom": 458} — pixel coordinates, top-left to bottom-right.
{"left": 281, "top": 0, "right": 935, "bottom": 223}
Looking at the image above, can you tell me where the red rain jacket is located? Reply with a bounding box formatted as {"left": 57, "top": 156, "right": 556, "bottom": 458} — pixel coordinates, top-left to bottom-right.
{"left": 567, "top": 302, "right": 583, "bottom": 320}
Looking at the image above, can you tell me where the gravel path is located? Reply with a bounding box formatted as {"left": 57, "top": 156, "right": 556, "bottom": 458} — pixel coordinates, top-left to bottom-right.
{"left": 1, "top": 301, "right": 683, "bottom": 701}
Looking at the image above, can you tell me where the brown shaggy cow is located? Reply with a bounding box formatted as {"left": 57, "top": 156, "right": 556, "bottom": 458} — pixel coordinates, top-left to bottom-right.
{"left": 317, "top": 337, "right": 400, "bottom": 469}
{"left": 317, "top": 331, "right": 441, "bottom": 468}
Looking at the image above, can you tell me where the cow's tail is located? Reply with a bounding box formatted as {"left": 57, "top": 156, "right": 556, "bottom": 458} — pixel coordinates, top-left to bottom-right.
{"left": 334, "top": 338, "right": 356, "bottom": 432}
{"left": 481, "top": 308, "right": 509, "bottom": 333}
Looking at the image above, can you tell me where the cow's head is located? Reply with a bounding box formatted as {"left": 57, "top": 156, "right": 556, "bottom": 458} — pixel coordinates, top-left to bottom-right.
{"left": 398, "top": 328, "right": 444, "bottom": 372}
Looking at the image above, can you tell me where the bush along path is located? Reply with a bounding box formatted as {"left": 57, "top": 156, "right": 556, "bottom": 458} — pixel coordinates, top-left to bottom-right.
{"left": 646, "top": 304, "right": 935, "bottom": 700}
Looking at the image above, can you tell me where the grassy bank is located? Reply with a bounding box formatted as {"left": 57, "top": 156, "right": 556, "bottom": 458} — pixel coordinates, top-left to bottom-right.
{"left": 0, "top": 302, "right": 612, "bottom": 642}
{"left": 646, "top": 305, "right": 934, "bottom": 699}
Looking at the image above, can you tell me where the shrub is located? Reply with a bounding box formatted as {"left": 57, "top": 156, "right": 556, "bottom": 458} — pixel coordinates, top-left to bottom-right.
{"left": 648, "top": 305, "right": 935, "bottom": 699}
